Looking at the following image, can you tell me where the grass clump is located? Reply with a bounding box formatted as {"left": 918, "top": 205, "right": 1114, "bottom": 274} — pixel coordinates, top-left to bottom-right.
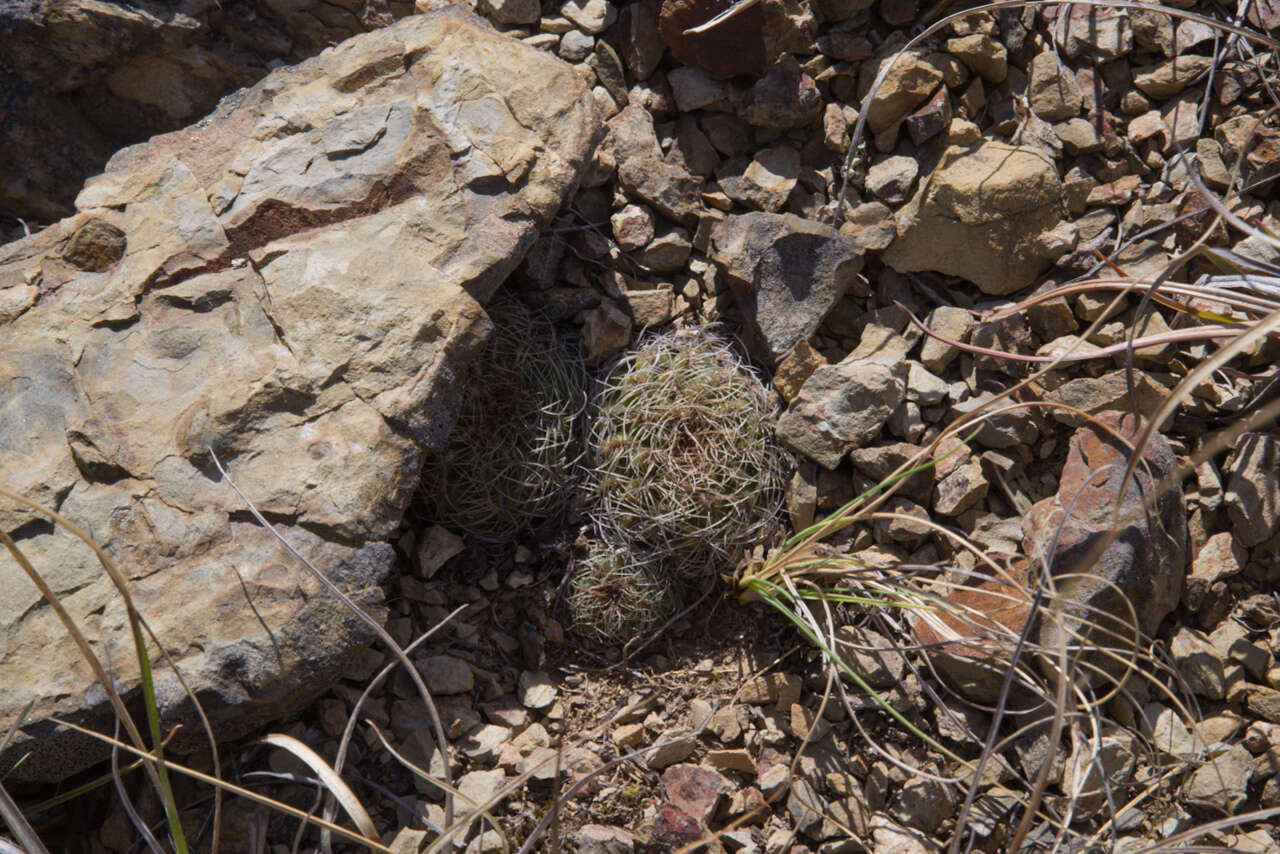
{"left": 420, "top": 294, "right": 588, "bottom": 542}
{"left": 589, "top": 328, "right": 789, "bottom": 575}
{"left": 565, "top": 541, "right": 679, "bottom": 644}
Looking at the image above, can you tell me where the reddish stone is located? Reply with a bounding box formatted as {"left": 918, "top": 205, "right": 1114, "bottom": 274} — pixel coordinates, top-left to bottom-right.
{"left": 659, "top": 0, "right": 767, "bottom": 79}
{"left": 661, "top": 763, "right": 732, "bottom": 821}
{"left": 651, "top": 803, "right": 705, "bottom": 847}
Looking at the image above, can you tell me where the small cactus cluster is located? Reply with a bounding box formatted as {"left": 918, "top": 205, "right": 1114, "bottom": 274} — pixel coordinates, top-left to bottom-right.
{"left": 565, "top": 540, "right": 680, "bottom": 644}
{"left": 566, "top": 329, "right": 790, "bottom": 642}
{"left": 420, "top": 304, "right": 788, "bottom": 644}
{"left": 418, "top": 294, "right": 588, "bottom": 542}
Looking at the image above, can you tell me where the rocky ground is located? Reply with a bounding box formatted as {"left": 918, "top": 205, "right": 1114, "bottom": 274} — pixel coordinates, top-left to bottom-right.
{"left": 4, "top": 0, "right": 1280, "bottom": 851}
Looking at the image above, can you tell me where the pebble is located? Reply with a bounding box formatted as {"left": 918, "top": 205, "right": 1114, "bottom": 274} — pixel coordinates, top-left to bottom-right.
{"left": 517, "top": 670, "right": 558, "bottom": 710}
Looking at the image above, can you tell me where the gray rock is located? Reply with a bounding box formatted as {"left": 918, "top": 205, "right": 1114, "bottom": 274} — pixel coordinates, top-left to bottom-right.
{"left": 710, "top": 212, "right": 863, "bottom": 366}
{"left": 866, "top": 155, "right": 920, "bottom": 204}
{"left": 892, "top": 776, "right": 957, "bottom": 828}
{"left": 420, "top": 655, "right": 475, "bottom": 695}
{"left": 835, "top": 625, "right": 908, "bottom": 688}
{"left": 720, "top": 145, "right": 801, "bottom": 213}
{"left": 1028, "top": 50, "right": 1083, "bottom": 121}
{"left": 1171, "top": 627, "right": 1227, "bottom": 700}
{"left": 1224, "top": 433, "right": 1280, "bottom": 547}
{"left": 788, "top": 777, "right": 825, "bottom": 838}
{"left": 776, "top": 358, "right": 906, "bottom": 469}
{"left": 884, "top": 142, "right": 1065, "bottom": 295}
{"left": 578, "top": 825, "right": 636, "bottom": 854}
{"left": 1186, "top": 745, "right": 1253, "bottom": 813}
{"left": 1060, "top": 4, "right": 1133, "bottom": 61}
{"left": 560, "top": 0, "right": 616, "bottom": 33}
{"left": 606, "top": 106, "right": 702, "bottom": 225}
{"left": 0, "top": 10, "right": 599, "bottom": 782}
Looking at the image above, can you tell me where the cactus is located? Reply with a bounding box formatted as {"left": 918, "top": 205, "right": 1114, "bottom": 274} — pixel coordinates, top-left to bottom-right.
{"left": 419, "top": 294, "right": 588, "bottom": 542}
{"left": 566, "top": 541, "right": 680, "bottom": 643}
{"left": 589, "top": 328, "right": 789, "bottom": 575}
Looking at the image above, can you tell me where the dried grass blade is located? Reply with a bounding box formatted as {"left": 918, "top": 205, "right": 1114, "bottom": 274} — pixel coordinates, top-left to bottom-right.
{"left": 260, "top": 734, "right": 375, "bottom": 838}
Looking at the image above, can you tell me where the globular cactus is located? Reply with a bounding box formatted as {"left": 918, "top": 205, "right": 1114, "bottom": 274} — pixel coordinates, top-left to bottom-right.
{"left": 566, "top": 541, "right": 680, "bottom": 643}
{"left": 419, "top": 293, "right": 588, "bottom": 542}
{"left": 588, "top": 328, "right": 789, "bottom": 575}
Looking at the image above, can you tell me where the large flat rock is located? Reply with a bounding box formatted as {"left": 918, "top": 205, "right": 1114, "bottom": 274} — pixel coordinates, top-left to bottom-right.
{"left": 0, "top": 9, "right": 598, "bottom": 781}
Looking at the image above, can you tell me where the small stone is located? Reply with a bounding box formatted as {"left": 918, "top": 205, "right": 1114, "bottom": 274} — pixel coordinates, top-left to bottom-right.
{"left": 646, "top": 731, "right": 696, "bottom": 769}
{"left": 707, "top": 748, "right": 756, "bottom": 775}
{"left": 1054, "top": 117, "right": 1102, "bottom": 154}
{"left": 460, "top": 724, "right": 511, "bottom": 762}
{"left": 710, "top": 705, "right": 743, "bottom": 743}
{"left": 787, "top": 777, "right": 824, "bottom": 838}
{"left": 613, "top": 722, "right": 646, "bottom": 749}
{"left": 518, "top": 671, "right": 558, "bottom": 710}
{"left": 619, "top": 3, "right": 663, "bottom": 80}
{"left": 841, "top": 202, "right": 897, "bottom": 252}
{"left": 892, "top": 776, "right": 957, "bottom": 828}
{"left": 835, "top": 624, "right": 907, "bottom": 688}
{"left": 722, "top": 145, "right": 800, "bottom": 213}
{"left": 611, "top": 204, "right": 655, "bottom": 252}
{"left": 390, "top": 828, "right": 428, "bottom": 854}
{"left": 866, "top": 156, "right": 920, "bottom": 204}
{"left": 775, "top": 340, "right": 828, "bottom": 403}
{"left": 945, "top": 34, "right": 1007, "bottom": 83}
{"left": 1172, "top": 628, "right": 1227, "bottom": 700}
{"left": 417, "top": 525, "right": 464, "bottom": 578}
{"left": 559, "top": 29, "right": 595, "bottom": 61}
{"left": 918, "top": 306, "right": 973, "bottom": 373}
{"left": 859, "top": 49, "right": 945, "bottom": 134}
{"left": 481, "top": 696, "right": 529, "bottom": 728}
{"left": 1133, "top": 56, "right": 1213, "bottom": 99}
{"left": 581, "top": 300, "right": 631, "bottom": 366}
{"left": 933, "top": 458, "right": 987, "bottom": 516}
{"left": 662, "top": 764, "right": 732, "bottom": 821}
{"left": 1044, "top": 370, "right": 1168, "bottom": 426}
{"left": 668, "top": 66, "right": 728, "bottom": 113}
{"left": 622, "top": 288, "right": 676, "bottom": 329}
{"left": 1028, "top": 50, "right": 1082, "bottom": 121}
{"left": 689, "top": 698, "right": 714, "bottom": 731}
{"left": 457, "top": 768, "right": 507, "bottom": 810}
{"left": 642, "top": 227, "right": 692, "bottom": 274}
{"left": 776, "top": 356, "right": 906, "bottom": 468}
{"left": 1247, "top": 685, "right": 1280, "bottom": 725}
{"left": 652, "top": 804, "right": 703, "bottom": 847}
{"left": 710, "top": 212, "right": 863, "bottom": 366}
{"left": 743, "top": 57, "right": 823, "bottom": 130}
{"left": 577, "top": 825, "right": 636, "bottom": 854}
{"left": 883, "top": 141, "right": 1065, "bottom": 295}
{"left": 419, "top": 655, "right": 473, "bottom": 695}
{"left": 906, "top": 86, "right": 951, "bottom": 145}
{"left": 759, "top": 763, "right": 790, "bottom": 801}
{"left": 560, "top": 0, "right": 616, "bottom": 33}
{"left": 1186, "top": 745, "right": 1253, "bottom": 812}
{"left": 1224, "top": 433, "right": 1280, "bottom": 547}
{"left": 1061, "top": 4, "right": 1133, "bottom": 61}
{"left": 1185, "top": 531, "right": 1245, "bottom": 616}
{"left": 871, "top": 815, "right": 941, "bottom": 854}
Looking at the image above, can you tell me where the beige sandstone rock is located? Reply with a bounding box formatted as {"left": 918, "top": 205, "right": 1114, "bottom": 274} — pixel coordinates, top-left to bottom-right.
{"left": 0, "top": 9, "right": 598, "bottom": 781}
{"left": 883, "top": 141, "right": 1066, "bottom": 295}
